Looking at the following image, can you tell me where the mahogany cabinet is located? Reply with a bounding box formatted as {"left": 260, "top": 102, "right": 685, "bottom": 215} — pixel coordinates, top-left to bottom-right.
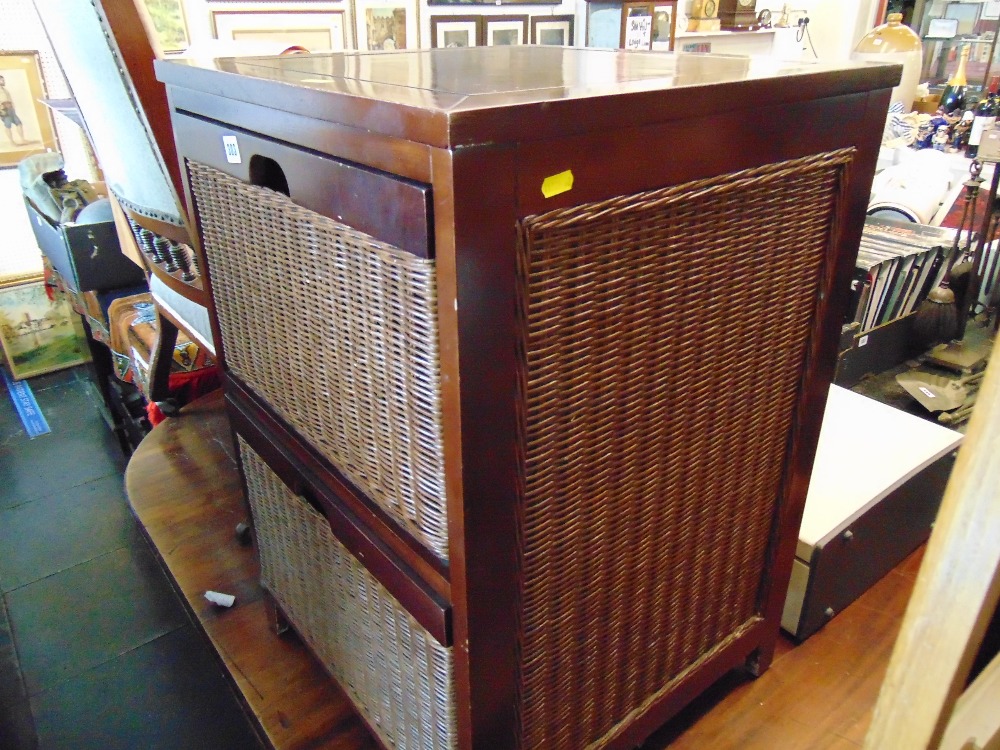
{"left": 156, "top": 47, "right": 899, "bottom": 749}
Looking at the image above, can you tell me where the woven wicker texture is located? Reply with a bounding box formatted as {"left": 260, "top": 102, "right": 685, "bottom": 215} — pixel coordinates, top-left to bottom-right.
{"left": 189, "top": 162, "right": 448, "bottom": 560}
{"left": 514, "top": 149, "right": 855, "bottom": 749}
{"left": 239, "top": 438, "right": 456, "bottom": 749}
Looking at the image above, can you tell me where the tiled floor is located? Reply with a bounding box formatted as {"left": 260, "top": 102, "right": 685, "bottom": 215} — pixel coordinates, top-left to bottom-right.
{"left": 0, "top": 367, "right": 263, "bottom": 750}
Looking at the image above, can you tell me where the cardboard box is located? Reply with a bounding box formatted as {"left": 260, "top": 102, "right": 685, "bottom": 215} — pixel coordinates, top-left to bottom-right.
{"left": 912, "top": 93, "right": 942, "bottom": 115}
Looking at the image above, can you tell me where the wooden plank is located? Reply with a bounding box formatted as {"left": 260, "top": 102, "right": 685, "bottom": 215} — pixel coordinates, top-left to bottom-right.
{"left": 864, "top": 338, "right": 1000, "bottom": 750}
{"left": 940, "top": 651, "right": 1000, "bottom": 750}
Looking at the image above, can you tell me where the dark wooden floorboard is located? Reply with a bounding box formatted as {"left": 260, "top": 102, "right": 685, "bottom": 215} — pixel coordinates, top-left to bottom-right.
{"left": 126, "top": 390, "right": 918, "bottom": 750}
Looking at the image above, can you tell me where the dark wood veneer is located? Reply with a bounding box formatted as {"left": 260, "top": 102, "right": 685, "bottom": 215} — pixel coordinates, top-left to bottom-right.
{"left": 172, "top": 113, "right": 433, "bottom": 257}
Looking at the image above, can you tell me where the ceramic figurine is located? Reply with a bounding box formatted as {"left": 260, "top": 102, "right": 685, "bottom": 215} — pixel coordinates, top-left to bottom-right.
{"left": 932, "top": 124, "right": 951, "bottom": 150}
{"left": 916, "top": 118, "right": 935, "bottom": 148}
{"left": 950, "top": 112, "right": 974, "bottom": 152}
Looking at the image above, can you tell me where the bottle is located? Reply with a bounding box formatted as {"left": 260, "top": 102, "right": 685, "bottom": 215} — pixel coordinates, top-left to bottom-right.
{"left": 968, "top": 77, "right": 1000, "bottom": 158}
{"left": 939, "top": 44, "right": 970, "bottom": 115}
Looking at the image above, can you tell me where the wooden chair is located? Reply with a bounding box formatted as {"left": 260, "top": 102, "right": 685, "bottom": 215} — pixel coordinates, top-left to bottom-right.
{"left": 34, "top": 0, "right": 215, "bottom": 407}
{"left": 864, "top": 336, "right": 1000, "bottom": 750}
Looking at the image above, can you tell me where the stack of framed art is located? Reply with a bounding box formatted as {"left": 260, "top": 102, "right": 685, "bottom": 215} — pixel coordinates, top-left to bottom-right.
{"left": 207, "top": 6, "right": 574, "bottom": 52}
{"left": 199, "top": 0, "right": 685, "bottom": 54}
{"left": 430, "top": 14, "right": 573, "bottom": 47}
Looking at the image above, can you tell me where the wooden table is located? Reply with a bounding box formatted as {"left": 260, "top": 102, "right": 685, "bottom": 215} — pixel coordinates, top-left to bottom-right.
{"left": 125, "top": 390, "right": 378, "bottom": 750}
{"left": 126, "top": 390, "right": 921, "bottom": 750}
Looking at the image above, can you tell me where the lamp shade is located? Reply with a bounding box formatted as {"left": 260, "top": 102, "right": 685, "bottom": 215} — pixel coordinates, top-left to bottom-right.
{"left": 852, "top": 13, "right": 923, "bottom": 112}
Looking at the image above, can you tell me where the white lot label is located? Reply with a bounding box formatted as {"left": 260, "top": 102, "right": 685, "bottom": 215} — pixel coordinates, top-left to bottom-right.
{"left": 223, "top": 135, "right": 241, "bottom": 164}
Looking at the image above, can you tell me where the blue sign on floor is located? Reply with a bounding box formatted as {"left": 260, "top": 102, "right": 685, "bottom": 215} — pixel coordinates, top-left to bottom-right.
{"left": 2, "top": 368, "right": 51, "bottom": 438}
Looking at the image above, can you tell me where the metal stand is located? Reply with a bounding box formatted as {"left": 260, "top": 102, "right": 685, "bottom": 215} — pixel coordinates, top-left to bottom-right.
{"left": 926, "top": 159, "right": 996, "bottom": 372}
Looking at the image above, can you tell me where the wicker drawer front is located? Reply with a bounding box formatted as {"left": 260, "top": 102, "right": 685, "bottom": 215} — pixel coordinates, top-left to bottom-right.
{"left": 239, "top": 438, "right": 456, "bottom": 750}
{"left": 515, "top": 150, "right": 855, "bottom": 748}
{"left": 190, "top": 161, "right": 448, "bottom": 561}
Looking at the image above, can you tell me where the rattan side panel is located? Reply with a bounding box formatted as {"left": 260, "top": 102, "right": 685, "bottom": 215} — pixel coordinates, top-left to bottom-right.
{"left": 515, "top": 150, "right": 855, "bottom": 749}
{"left": 189, "top": 161, "right": 448, "bottom": 560}
{"left": 239, "top": 438, "right": 457, "bottom": 750}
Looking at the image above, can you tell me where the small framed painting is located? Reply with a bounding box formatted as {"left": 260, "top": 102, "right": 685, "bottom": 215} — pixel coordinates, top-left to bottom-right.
{"left": 531, "top": 15, "right": 575, "bottom": 45}
{"left": 0, "top": 282, "right": 90, "bottom": 380}
{"left": 485, "top": 15, "right": 529, "bottom": 46}
{"left": 587, "top": 2, "right": 623, "bottom": 48}
{"left": 0, "top": 51, "right": 59, "bottom": 169}
{"left": 354, "top": 0, "right": 420, "bottom": 50}
{"left": 620, "top": 2, "right": 655, "bottom": 50}
{"left": 211, "top": 10, "right": 347, "bottom": 52}
{"left": 140, "top": 0, "right": 190, "bottom": 53}
{"left": 431, "top": 15, "right": 484, "bottom": 47}
{"left": 652, "top": 1, "right": 678, "bottom": 51}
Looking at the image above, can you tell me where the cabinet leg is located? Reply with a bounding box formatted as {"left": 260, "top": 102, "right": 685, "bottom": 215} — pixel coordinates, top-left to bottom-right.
{"left": 264, "top": 590, "right": 290, "bottom": 636}
{"left": 744, "top": 643, "right": 775, "bottom": 678}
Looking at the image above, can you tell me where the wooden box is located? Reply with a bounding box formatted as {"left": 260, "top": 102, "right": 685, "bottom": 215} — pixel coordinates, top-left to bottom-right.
{"left": 156, "top": 48, "right": 899, "bottom": 749}
{"left": 781, "top": 386, "right": 962, "bottom": 641}
{"left": 835, "top": 313, "right": 924, "bottom": 387}
{"left": 23, "top": 197, "right": 144, "bottom": 293}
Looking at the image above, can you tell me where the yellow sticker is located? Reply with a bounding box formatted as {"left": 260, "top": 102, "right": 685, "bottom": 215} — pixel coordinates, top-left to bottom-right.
{"left": 541, "top": 169, "right": 574, "bottom": 199}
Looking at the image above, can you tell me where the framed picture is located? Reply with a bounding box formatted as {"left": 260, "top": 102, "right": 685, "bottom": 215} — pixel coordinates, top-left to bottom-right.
{"left": 531, "top": 14, "right": 575, "bottom": 45}
{"left": 0, "top": 282, "right": 90, "bottom": 380}
{"left": 354, "top": 0, "right": 419, "bottom": 50}
{"left": 652, "top": 1, "right": 678, "bottom": 51}
{"left": 430, "top": 15, "right": 483, "bottom": 47}
{"left": 141, "top": 0, "right": 190, "bottom": 53}
{"left": 0, "top": 51, "right": 59, "bottom": 169}
{"left": 486, "top": 15, "right": 529, "bottom": 46}
{"left": 621, "top": 1, "right": 655, "bottom": 50}
{"left": 587, "top": 1, "right": 623, "bottom": 47}
{"left": 430, "top": 0, "right": 554, "bottom": 6}
{"left": 211, "top": 10, "right": 346, "bottom": 52}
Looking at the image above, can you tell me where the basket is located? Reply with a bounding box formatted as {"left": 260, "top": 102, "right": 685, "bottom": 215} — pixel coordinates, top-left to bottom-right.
{"left": 239, "top": 437, "right": 456, "bottom": 749}
{"left": 190, "top": 162, "right": 448, "bottom": 560}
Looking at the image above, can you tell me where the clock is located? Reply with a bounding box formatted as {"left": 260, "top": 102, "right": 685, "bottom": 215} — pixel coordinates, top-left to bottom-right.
{"left": 718, "top": 0, "right": 758, "bottom": 30}
{"left": 687, "top": 0, "right": 721, "bottom": 33}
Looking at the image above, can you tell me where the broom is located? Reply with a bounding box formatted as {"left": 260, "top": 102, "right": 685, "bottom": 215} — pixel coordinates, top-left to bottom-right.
{"left": 913, "top": 170, "right": 980, "bottom": 348}
{"left": 912, "top": 279, "right": 959, "bottom": 348}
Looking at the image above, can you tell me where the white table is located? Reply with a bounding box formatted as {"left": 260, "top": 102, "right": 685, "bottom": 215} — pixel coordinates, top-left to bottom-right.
{"left": 782, "top": 386, "right": 963, "bottom": 639}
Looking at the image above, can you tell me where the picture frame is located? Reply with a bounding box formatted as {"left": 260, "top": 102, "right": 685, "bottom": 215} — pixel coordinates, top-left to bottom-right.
{"left": 485, "top": 15, "right": 529, "bottom": 46}
{"left": 587, "top": 1, "right": 623, "bottom": 47}
{"left": 141, "top": 0, "right": 190, "bottom": 53}
{"left": 430, "top": 15, "right": 484, "bottom": 47}
{"left": 211, "top": 10, "right": 347, "bottom": 52}
{"left": 0, "top": 51, "right": 59, "bottom": 169}
{"left": 354, "top": 0, "right": 419, "bottom": 50}
{"left": 621, "top": 1, "right": 655, "bottom": 50}
{"left": 652, "top": 1, "right": 678, "bottom": 51}
{"left": 429, "top": 0, "right": 554, "bottom": 7}
{"left": 531, "top": 14, "right": 575, "bottom": 45}
{"left": 0, "top": 281, "right": 90, "bottom": 380}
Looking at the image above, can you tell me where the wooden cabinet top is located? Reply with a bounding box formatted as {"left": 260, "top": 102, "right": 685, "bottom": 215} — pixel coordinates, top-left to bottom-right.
{"left": 156, "top": 47, "right": 900, "bottom": 148}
